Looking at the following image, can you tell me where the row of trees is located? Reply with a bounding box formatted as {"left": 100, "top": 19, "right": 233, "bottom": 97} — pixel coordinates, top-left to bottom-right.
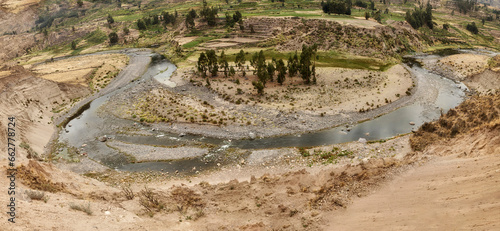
{"left": 225, "top": 11, "right": 243, "bottom": 29}
{"left": 197, "top": 45, "right": 318, "bottom": 94}
{"left": 405, "top": 3, "right": 433, "bottom": 29}
{"left": 455, "top": 0, "right": 477, "bottom": 15}
{"left": 321, "top": 0, "right": 352, "bottom": 15}
{"left": 136, "top": 11, "right": 179, "bottom": 30}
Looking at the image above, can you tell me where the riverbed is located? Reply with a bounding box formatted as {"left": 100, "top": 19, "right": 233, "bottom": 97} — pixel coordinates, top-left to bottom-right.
{"left": 55, "top": 49, "right": 477, "bottom": 173}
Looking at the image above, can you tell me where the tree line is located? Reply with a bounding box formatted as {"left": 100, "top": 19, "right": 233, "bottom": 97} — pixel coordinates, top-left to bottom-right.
{"left": 321, "top": 0, "right": 352, "bottom": 15}
{"left": 405, "top": 3, "right": 433, "bottom": 29}
{"left": 197, "top": 45, "right": 318, "bottom": 94}
{"left": 136, "top": 11, "right": 179, "bottom": 30}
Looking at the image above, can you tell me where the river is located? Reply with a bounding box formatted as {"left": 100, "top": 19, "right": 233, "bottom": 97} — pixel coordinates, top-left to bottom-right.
{"left": 56, "top": 49, "right": 480, "bottom": 173}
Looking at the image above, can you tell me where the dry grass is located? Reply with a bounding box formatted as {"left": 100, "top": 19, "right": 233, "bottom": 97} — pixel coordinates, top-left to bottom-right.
{"left": 69, "top": 202, "right": 93, "bottom": 215}
{"left": 121, "top": 184, "right": 135, "bottom": 200}
{"left": 25, "top": 189, "right": 48, "bottom": 202}
{"left": 410, "top": 93, "right": 500, "bottom": 151}
{"left": 139, "top": 186, "right": 164, "bottom": 215}
{"left": 17, "top": 160, "right": 65, "bottom": 193}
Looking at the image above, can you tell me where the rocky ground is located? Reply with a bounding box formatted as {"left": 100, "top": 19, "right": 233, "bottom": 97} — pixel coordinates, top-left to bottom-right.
{"left": 104, "top": 63, "right": 416, "bottom": 140}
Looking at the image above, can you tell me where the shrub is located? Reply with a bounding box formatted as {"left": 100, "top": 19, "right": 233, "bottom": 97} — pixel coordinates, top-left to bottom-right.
{"left": 25, "top": 190, "right": 46, "bottom": 201}
{"left": 108, "top": 32, "right": 119, "bottom": 44}
{"left": 466, "top": 22, "right": 478, "bottom": 34}
{"left": 70, "top": 202, "right": 93, "bottom": 215}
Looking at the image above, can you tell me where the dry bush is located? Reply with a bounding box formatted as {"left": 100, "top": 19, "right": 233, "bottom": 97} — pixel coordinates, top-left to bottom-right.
{"left": 69, "top": 202, "right": 93, "bottom": 215}
{"left": 121, "top": 184, "right": 134, "bottom": 200}
{"left": 25, "top": 189, "right": 47, "bottom": 202}
{"left": 170, "top": 186, "right": 205, "bottom": 214}
{"left": 17, "top": 160, "right": 65, "bottom": 192}
{"left": 139, "top": 187, "right": 164, "bottom": 214}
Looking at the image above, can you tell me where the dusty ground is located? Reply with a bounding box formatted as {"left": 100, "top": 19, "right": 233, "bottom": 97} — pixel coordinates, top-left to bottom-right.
{"left": 424, "top": 53, "right": 500, "bottom": 94}
{"left": 431, "top": 53, "right": 491, "bottom": 81}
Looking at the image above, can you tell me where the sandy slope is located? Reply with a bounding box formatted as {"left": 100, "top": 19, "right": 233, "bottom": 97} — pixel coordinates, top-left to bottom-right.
{"left": 326, "top": 130, "right": 500, "bottom": 230}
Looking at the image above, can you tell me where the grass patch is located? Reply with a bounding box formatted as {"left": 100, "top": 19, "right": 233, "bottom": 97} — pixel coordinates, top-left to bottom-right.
{"left": 182, "top": 36, "right": 216, "bottom": 49}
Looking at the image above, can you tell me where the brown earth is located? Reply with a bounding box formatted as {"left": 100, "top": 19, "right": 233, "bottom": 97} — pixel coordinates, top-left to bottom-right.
{"left": 0, "top": 65, "right": 89, "bottom": 156}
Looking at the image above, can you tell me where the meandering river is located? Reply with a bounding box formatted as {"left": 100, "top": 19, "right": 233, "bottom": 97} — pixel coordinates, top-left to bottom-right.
{"left": 56, "top": 49, "right": 491, "bottom": 173}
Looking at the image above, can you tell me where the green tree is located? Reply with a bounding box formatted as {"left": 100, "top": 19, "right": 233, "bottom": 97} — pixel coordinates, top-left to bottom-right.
{"left": 219, "top": 51, "right": 229, "bottom": 78}
{"left": 276, "top": 59, "right": 286, "bottom": 85}
{"left": 233, "top": 11, "right": 242, "bottom": 22}
{"left": 197, "top": 52, "right": 208, "bottom": 77}
{"left": 252, "top": 81, "right": 265, "bottom": 95}
{"left": 77, "top": 0, "right": 83, "bottom": 7}
{"left": 108, "top": 32, "right": 119, "bottom": 44}
{"left": 299, "top": 44, "right": 317, "bottom": 84}
{"left": 185, "top": 14, "right": 195, "bottom": 29}
{"left": 206, "top": 50, "right": 219, "bottom": 77}
{"left": 235, "top": 49, "right": 246, "bottom": 73}
{"left": 107, "top": 14, "right": 115, "bottom": 24}
{"left": 322, "top": 0, "right": 352, "bottom": 15}
{"left": 71, "top": 40, "right": 77, "bottom": 50}
{"left": 229, "top": 66, "right": 236, "bottom": 77}
{"left": 466, "top": 22, "right": 478, "bottom": 34}
{"left": 365, "top": 11, "right": 370, "bottom": 20}
{"left": 287, "top": 52, "right": 299, "bottom": 77}
{"left": 266, "top": 62, "right": 275, "bottom": 82}
{"left": 137, "top": 19, "right": 146, "bottom": 30}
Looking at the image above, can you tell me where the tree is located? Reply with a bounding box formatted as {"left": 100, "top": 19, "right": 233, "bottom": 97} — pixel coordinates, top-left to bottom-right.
{"left": 197, "top": 52, "right": 208, "bottom": 77}
{"left": 206, "top": 50, "right": 219, "bottom": 77}
{"left": 252, "top": 81, "right": 265, "bottom": 95}
{"left": 229, "top": 66, "right": 236, "bottom": 77}
{"left": 137, "top": 19, "right": 146, "bottom": 30}
{"left": 219, "top": 51, "right": 229, "bottom": 78}
{"left": 77, "top": 0, "right": 83, "bottom": 7}
{"left": 123, "top": 27, "right": 130, "bottom": 35}
{"left": 405, "top": 3, "right": 433, "bottom": 29}
{"left": 276, "top": 59, "right": 286, "bottom": 85}
{"left": 266, "top": 62, "right": 275, "bottom": 82}
{"left": 298, "top": 44, "right": 317, "bottom": 84}
{"left": 287, "top": 52, "right": 299, "bottom": 77}
{"left": 189, "top": 9, "right": 197, "bottom": 19}
{"left": 233, "top": 11, "right": 242, "bottom": 22}
{"left": 368, "top": 0, "right": 375, "bottom": 10}
{"left": 71, "top": 40, "right": 77, "bottom": 50}
{"left": 466, "top": 22, "right": 478, "bottom": 34}
{"left": 365, "top": 11, "right": 370, "bottom": 20}
{"left": 235, "top": 49, "right": 246, "bottom": 74}
{"left": 107, "top": 14, "right": 115, "bottom": 24}
{"left": 109, "top": 32, "right": 119, "bottom": 44}
{"left": 322, "top": 0, "right": 352, "bottom": 15}
{"left": 185, "top": 14, "right": 195, "bottom": 29}
{"left": 373, "top": 10, "right": 382, "bottom": 23}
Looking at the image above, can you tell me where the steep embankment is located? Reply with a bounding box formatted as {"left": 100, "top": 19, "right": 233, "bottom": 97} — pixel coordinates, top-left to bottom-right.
{"left": 0, "top": 65, "right": 89, "bottom": 156}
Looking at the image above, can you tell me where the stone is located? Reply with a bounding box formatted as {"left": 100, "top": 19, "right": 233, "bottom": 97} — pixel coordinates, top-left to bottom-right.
{"left": 99, "top": 136, "right": 108, "bottom": 142}
{"left": 249, "top": 132, "right": 256, "bottom": 139}
{"left": 409, "top": 122, "right": 415, "bottom": 125}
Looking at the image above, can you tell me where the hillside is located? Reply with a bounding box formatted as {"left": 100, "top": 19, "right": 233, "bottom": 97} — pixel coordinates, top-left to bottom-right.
{"left": 0, "top": 0, "right": 499, "bottom": 229}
